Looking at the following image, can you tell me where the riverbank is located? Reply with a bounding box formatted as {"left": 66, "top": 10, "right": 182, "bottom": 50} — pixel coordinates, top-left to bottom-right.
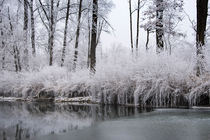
{"left": 0, "top": 53, "right": 210, "bottom": 107}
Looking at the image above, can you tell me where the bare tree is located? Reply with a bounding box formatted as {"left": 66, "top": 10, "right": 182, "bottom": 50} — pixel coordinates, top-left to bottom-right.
{"left": 196, "top": 0, "right": 209, "bottom": 76}
{"left": 156, "top": 0, "right": 164, "bottom": 53}
{"left": 135, "top": 0, "right": 140, "bottom": 53}
{"left": 0, "top": 4, "right": 5, "bottom": 69}
{"left": 0, "top": 21, "right": 5, "bottom": 70}
{"left": 145, "top": 29, "right": 150, "bottom": 50}
{"left": 87, "top": 1, "right": 91, "bottom": 68}
{"left": 49, "top": 0, "right": 55, "bottom": 66}
{"left": 73, "top": 0, "right": 83, "bottom": 70}
{"left": 30, "top": 0, "right": 36, "bottom": 56}
{"left": 90, "top": 0, "right": 98, "bottom": 72}
{"left": 38, "top": 0, "right": 60, "bottom": 66}
{"left": 129, "top": 0, "right": 133, "bottom": 52}
{"left": 23, "top": 0, "right": 29, "bottom": 68}
{"left": 96, "top": 20, "right": 104, "bottom": 47}
{"left": 61, "top": 0, "right": 70, "bottom": 67}
{"left": 8, "top": 7, "right": 21, "bottom": 72}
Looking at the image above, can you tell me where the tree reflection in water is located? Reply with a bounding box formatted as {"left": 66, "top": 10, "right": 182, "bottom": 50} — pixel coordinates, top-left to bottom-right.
{"left": 0, "top": 102, "right": 152, "bottom": 139}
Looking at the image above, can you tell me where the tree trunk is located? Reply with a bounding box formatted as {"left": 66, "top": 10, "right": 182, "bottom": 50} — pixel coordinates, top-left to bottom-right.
{"left": 87, "top": 4, "right": 91, "bottom": 68}
{"left": 49, "top": 0, "right": 54, "bottom": 66}
{"left": 136, "top": 0, "right": 140, "bottom": 53}
{"left": 61, "top": 0, "right": 70, "bottom": 67}
{"left": 0, "top": 10, "right": 5, "bottom": 69}
{"left": 96, "top": 20, "right": 103, "bottom": 47}
{"left": 156, "top": 0, "right": 164, "bottom": 53}
{"left": 30, "top": 0, "right": 36, "bottom": 56}
{"left": 23, "top": 0, "right": 29, "bottom": 68}
{"left": 1, "top": 29, "right": 5, "bottom": 70}
{"left": 16, "top": 46, "right": 22, "bottom": 71}
{"left": 196, "top": 0, "right": 209, "bottom": 76}
{"left": 24, "top": 0, "right": 28, "bottom": 35}
{"left": 146, "top": 29, "right": 150, "bottom": 51}
{"left": 90, "top": 0, "right": 98, "bottom": 73}
{"left": 129, "top": 0, "right": 133, "bottom": 52}
{"left": 73, "top": 0, "right": 83, "bottom": 69}
{"left": 8, "top": 7, "right": 21, "bottom": 72}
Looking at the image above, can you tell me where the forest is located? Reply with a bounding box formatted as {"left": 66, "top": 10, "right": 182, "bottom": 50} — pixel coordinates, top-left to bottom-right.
{"left": 0, "top": 0, "right": 210, "bottom": 107}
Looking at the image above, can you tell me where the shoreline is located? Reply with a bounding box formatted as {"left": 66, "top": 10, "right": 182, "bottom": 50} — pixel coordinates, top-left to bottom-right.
{"left": 1, "top": 96, "right": 209, "bottom": 109}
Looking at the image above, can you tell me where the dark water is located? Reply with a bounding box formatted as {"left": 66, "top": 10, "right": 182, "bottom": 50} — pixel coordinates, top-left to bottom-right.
{"left": 0, "top": 102, "right": 210, "bottom": 140}
{"left": 0, "top": 101, "right": 149, "bottom": 140}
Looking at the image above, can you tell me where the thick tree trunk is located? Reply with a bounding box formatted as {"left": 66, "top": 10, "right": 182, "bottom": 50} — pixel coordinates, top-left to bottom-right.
{"left": 49, "top": 0, "right": 54, "bottom": 66}
{"left": 73, "top": 0, "right": 83, "bottom": 69}
{"left": 156, "top": 0, "right": 164, "bottom": 53}
{"left": 30, "top": 0, "right": 36, "bottom": 56}
{"left": 90, "top": 0, "right": 98, "bottom": 73}
{"left": 136, "top": 0, "right": 140, "bottom": 53}
{"left": 129, "top": 0, "right": 133, "bottom": 52}
{"left": 61, "top": 0, "right": 70, "bottom": 67}
{"left": 196, "top": 0, "right": 209, "bottom": 76}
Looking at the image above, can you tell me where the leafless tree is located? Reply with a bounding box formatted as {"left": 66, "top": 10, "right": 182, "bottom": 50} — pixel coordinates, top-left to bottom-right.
{"left": 90, "top": 0, "right": 98, "bottom": 72}
{"left": 23, "top": 0, "right": 29, "bottom": 68}
{"left": 61, "top": 0, "right": 70, "bottom": 67}
{"left": 129, "top": 0, "right": 133, "bottom": 52}
{"left": 196, "top": 0, "right": 209, "bottom": 76}
{"left": 30, "top": 0, "right": 36, "bottom": 56}
{"left": 73, "top": 0, "right": 83, "bottom": 70}
{"left": 156, "top": 0, "right": 164, "bottom": 53}
{"left": 135, "top": 0, "right": 140, "bottom": 53}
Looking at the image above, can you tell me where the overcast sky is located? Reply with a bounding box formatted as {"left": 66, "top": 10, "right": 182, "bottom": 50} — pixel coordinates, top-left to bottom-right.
{"left": 100, "top": 0, "right": 196, "bottom": 51}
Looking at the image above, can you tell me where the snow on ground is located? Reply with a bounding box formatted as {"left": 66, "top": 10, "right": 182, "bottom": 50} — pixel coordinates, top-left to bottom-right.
{"left": 0, "top": 45, "right": 210, "bottom": 106}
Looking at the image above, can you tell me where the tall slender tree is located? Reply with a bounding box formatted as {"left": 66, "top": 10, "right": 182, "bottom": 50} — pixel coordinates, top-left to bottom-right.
{"left": 196, "top": 0, "right": 209, "bottom": 76}
{"left": 0, "top": 9, "right": 5, "bottom": 69}
{"left": 129, "top": 0, "right": 133, "bottom": 52}
{"left": 8, "top": 7, "right": 21, "bottom": 72}
{"left": 87, "top": 1, "right": 91, "bottom": 68}
{"left": 49, "top": 0, "right": 54, "bottom": 66}
{"left": 61, "top": 0, "right": 70, "bottom": 67}
{"left": 38, "top": 0, "right": 60, "bottom": 66}
{"left": 136, "top": 0, "right": 140, "bottom": 53}
{"left": 90, "top": 0, "right": 98, "bottom": 72}
{"left": 73, "top": 0, "right": 83, "bottom": 70}
{"left": 30, "top": 0, "right": 36, "bottom": 56}
{"left": 23, "top": 0, "right": 29, "bottom": 68}
{"left": 156, "top": 0, "right": 164, "bottom": 53}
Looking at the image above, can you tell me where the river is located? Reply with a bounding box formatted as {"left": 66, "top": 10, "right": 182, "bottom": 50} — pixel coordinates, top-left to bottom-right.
{"left": 0, "top": 101, "right": 210, "bottom": 140}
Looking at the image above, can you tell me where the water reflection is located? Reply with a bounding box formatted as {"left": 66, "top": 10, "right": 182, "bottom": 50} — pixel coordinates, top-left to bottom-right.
{"left": 0, "top": 102, "right": 151, "bottom": 140}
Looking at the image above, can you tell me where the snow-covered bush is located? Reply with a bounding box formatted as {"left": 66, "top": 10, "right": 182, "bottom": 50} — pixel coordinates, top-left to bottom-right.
{"left": 0, "top": 43, "right": 210, "bottom": 107}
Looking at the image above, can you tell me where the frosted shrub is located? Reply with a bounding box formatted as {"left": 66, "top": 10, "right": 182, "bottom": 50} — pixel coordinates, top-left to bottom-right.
{"left": 0, "top": 44, "right": 210, "bottom": 106}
